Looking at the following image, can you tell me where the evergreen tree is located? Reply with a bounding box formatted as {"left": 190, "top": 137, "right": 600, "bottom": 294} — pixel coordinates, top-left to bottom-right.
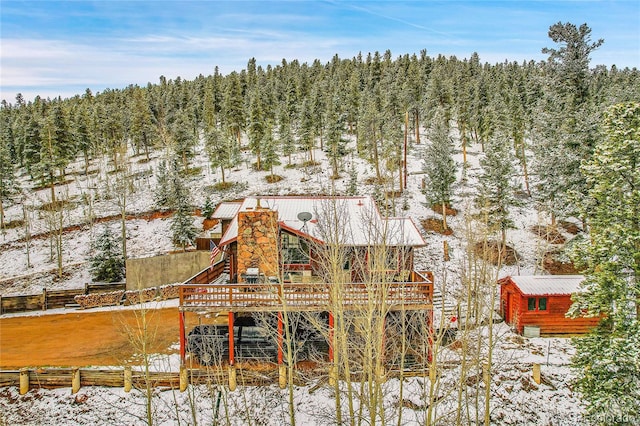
{"left": 533, "top": 22, "right": 604, "bottom": 225}
{"left": 36, "top": 101, "right": 73, "bottom": 203}
{"left": 222, "top": 71, "right": 245, "bottom": 146}
{"left": 570, "top": 102, "right": 640, "bottom": 420}
{"left": 70, "top": 100, "right": 95, "bottom": 174}
{"left": 247, "top": 87, "right": 266, "bottom": 170}
{"left": 129, "top": 86, "right": 157, "bottom": 161}
{"left": 90, "top": 226, "right": 125, "bottom": 282}
{"left": 170, "top": 172, "right": 197, "bottom": 251}
{"left": 475, "top": 132, "right": 519, "bottom": 245}
{"left": 298, "top": 96, "right": 316, "bottom": 163}
{"left": 260, "top": 120, "right": 279, "bottom": 177}
{"left": 0, "top": 104, "right": 17, "bottom": 229}
{"left": 423, "top": 109, "right": 456, "bottom": 229}
{"left": 202, "top": 195, "right": 215, "bottom": 219}
{"left": 154, "top": 160, "right": 171, "bottom": 209}
{"left": 277, "top": 105, "right": 296, "bottom": 166}
{"left": 205, "top": 125, "right": 239, "bottom": 184}
{"left": 324, "top": 92, "right": 347, "bottom": 179}
{"left": 170, "top": 109, "right": 197, "bottom": 171}
{"left": 346, "top": 160, "right": 358, "bottom": 196}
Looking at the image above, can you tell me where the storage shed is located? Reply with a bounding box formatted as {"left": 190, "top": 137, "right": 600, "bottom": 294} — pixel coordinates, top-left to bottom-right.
{"left": 499, "top": 275, "right": 601, "bottom": 335}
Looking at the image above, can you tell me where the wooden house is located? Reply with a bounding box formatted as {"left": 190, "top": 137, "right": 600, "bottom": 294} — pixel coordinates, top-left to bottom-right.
{"left": 178, "top": 196, "right": 434, "bottom": 375}
{"left": 211, "top": 195, "right": 427, "bottom": 283}
{"left": 499, "top": 275, "right": 601, "bottom": 335}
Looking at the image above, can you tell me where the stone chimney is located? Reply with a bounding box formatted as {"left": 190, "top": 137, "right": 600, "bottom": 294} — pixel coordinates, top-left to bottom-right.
{"left": 236, "top": 202, "right": 279, "bottom": 282}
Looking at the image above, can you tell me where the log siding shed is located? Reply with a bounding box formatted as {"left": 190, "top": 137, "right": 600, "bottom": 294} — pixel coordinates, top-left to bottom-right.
{"left": 499, "top": 275, "right": 601, "bottom": 335}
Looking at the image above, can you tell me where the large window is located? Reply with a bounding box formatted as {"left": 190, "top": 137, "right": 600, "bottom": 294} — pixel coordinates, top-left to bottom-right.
{"left": 281, "top": 233, "right": 310, "bottom": 265}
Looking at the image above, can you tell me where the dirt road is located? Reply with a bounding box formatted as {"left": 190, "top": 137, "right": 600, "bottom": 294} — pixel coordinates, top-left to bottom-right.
{"left": 0, "top": 307, "right": 204, "bottom": 368}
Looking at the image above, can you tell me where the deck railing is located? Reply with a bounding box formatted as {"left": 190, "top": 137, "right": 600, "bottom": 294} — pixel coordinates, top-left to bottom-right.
{"left": 180, "top": 276, "right": 432, "bottom": 313}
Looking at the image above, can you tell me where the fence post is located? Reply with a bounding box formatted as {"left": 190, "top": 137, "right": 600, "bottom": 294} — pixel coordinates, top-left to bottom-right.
{"left": 124, "top": 366, "right": 132, "bottom": 392}
{"left": 19, "top": 368, "right": 29, "bottom": 395}
{"left": 179, "top": 365, "right": 188, "bottom": 392}
{"left": 532, "top": 363, "right": 541, "bottom": 385}
{"left": 0, "top": 295, "right": 3, "bottom": 315}
{"left": 71, "top": 368, "right": 81, "bottom": 394}
{"left": 228, "top": 366, "right": 237, "bottom": 391}
{"left": 42, "top": 288, "right": 47, "bottom": 311}
{"left": 84, "top": 283, "right": 89, "bottom": 295}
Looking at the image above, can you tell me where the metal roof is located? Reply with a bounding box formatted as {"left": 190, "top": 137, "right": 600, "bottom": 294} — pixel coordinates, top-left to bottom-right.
{"left": 211, "top": 202, "right": 242, "bottom": 220}
{"left": 507, "top": 275, "right": 585, "bottom": 296}
{"left": 218, "top": 196, "right": 427, "bottom": 248}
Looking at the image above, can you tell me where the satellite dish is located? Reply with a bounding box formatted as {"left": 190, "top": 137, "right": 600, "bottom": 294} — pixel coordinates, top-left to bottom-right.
{"left": 297, "top": 212, "right": 312, "bottom": 223}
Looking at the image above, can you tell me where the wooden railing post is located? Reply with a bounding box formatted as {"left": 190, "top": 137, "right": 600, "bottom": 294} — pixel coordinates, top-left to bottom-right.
{"left": 42, "top": 288, "right": 47, "bottom": 311}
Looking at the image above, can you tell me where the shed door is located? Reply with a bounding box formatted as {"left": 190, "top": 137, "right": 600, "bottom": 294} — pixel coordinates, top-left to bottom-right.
{"left": 504, "top": 292, "right": 514, "bottom": 325}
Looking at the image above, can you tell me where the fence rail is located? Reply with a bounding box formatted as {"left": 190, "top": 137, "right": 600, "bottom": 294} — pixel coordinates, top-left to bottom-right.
{"left": 0, "top": 282, "right": 126, "bottom": 315}
{"left": 0, "top": 367, "right": 275, "bottom": 394}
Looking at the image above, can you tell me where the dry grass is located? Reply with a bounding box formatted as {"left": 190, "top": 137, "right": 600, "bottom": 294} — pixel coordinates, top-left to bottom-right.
{"left": 474, "top": 241, "right": 519, "bottom": 265}
{"left": 530, "top": 225, "right": 566, "bottom": 244}
{"left": 421, "top": 218, "right": 454, "bottom": 235}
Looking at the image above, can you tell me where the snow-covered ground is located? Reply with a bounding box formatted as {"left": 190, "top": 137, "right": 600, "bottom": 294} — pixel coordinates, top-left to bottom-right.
{"left": 1, "top": 135, "right": 587, "bottom": 425}
{"left": 0, "top": 325, "right": 586, "bottom": 425}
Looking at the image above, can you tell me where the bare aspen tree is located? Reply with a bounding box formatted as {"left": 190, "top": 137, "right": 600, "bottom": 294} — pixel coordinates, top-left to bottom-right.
{"left": 22, "top": 194, "right": 32, "bottom": 269}
{"left": 108, "top": 143, "right": 134, "bottom": 260}
{"left": 119, "top": 271, "right": 160, "bottom": 426}
{"left": 40, "top": 187, "right": 68, "bottom": 279}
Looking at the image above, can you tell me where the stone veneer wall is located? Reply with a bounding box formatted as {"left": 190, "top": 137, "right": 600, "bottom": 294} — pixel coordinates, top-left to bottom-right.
{"left": 236, "top": 207, "right": 279, "bottom": 281}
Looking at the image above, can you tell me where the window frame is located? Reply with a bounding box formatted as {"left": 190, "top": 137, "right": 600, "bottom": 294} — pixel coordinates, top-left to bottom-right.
{"left": 526, "top": 296, "right": 549, "bottom": 312}
{"left": 280, "top": 232, "right": 311, "bottom": 266}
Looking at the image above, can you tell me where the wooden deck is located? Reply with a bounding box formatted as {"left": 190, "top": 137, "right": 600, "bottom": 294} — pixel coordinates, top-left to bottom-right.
{"left": 179, "top": 268, "right": 433, "bottom": 313}
{"left": 180, "top": 281, "right": 433, "bottom": 312}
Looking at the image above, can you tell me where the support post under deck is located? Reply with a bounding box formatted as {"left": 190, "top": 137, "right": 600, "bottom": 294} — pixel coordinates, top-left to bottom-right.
{"left": 228, "top": 312, "right": 235, "bottom": 365}
{"left": 179, "top": 310, "right": 186, "bottom": 365}
{"left": 277, "top": 311, "right": 286, "bottom": 389}
{"left": 277, "top": 311, "right": 284, "bottom": 365}
{"left": 328, "top": 311, "right": 336, "bottom": 386}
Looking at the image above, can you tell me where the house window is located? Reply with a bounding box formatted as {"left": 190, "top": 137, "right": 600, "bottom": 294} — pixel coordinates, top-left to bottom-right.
{"left": 281, "top": 233, "right": 310, "bottom": 265}
{"left": 538, "top": 297, "right": 547, "bottom": 311}
{"left": 527, "top": 297, "right": 548, "bottom": 311}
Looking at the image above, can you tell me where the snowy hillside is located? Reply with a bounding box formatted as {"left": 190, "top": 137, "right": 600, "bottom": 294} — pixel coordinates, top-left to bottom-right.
{"left": 0, "top": 133, "right": 592, "bottom": 425}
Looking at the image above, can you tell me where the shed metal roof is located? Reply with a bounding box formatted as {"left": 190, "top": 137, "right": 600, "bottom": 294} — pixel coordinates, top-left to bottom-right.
{"left": 507, "top": 275, "right": 585, "bottom": 296}
{"left": 218, "top": 196, "right": 427, "bottom": 248}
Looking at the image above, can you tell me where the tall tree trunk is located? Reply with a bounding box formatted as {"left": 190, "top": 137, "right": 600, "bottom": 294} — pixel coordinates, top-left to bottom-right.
{"left": 373, "top": 125, "right": 381, "bottom": 182}
{"left": 460, "top": 122, "right": 468, "bottom": 166}
{"left": 414, "top": 110, "right": 420, "bottom": 144}
{"left": 442, "top": 203, "right": 448, "bottom": 230}
{"left": 520, "top": 140, "right": 531, "bottom": 196}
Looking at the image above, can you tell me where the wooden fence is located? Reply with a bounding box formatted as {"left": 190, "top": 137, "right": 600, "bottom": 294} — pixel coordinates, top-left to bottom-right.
{"left": 0, "top": 282, "right": 126, "bottom": 315}
{"left": 0, "top": 366, "right": 277, "bottom": 394}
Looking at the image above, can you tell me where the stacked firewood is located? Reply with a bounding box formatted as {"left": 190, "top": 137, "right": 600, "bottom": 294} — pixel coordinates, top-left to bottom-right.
{"left": 159, "top": 284, "right": 179, "bottom": 300}
{"left": 74, "top": 290, "right": 125, "bottom": 309}
{"left": 124, "top": 287, "right": 158, "bottom": 305}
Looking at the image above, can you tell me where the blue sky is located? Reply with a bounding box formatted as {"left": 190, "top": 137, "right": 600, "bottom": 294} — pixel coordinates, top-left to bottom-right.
{"left": 1, "top": 0, "right": 639, "bottom": 102}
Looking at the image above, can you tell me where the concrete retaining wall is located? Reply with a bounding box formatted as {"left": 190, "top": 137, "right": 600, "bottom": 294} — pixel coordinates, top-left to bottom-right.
{"left": 125, "top": 251, "right": 210, "bottom": 290}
